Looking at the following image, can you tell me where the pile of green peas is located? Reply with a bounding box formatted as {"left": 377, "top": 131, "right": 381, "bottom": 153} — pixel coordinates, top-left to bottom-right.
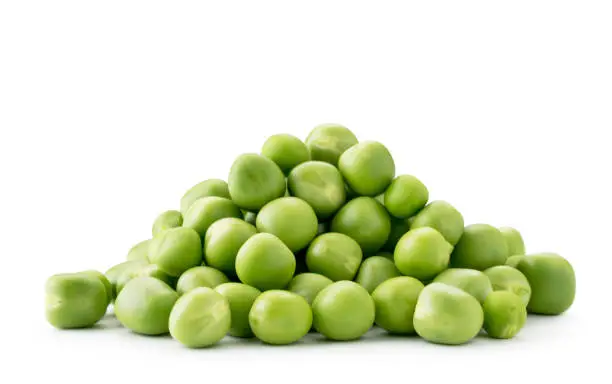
{"left": 45, "top": 124, "right": 576, "bottom": 347}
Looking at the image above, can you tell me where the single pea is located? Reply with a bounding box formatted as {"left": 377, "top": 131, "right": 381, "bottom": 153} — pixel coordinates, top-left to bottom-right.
{"left": 483, "top": 291, "right": 527, "bottom": 339}
{"left": 413, "top": 282, "right": 484, "bottom": 345}
{"left": 80, "top": 270, "right": 113, "bottom": 304}
{"left": 355, "top": 256, "right": 401, "bottom": 293}
{"left": 183, "top": 196, "right": 242, "bottom": 237}
{"left": 249, "top": 290, "right": 312, "bottom": 345}
{"left": 235, "top": 233, "right": 296, "bottom": 291}
{"left": 287, "top": 273, "right": 333, "bottom": 305}
{"left": 45, "top": 273, "right": 108, "bottom": 329}
{"left": 180, "top": 179, "right": 230, "bottom": 214}
{"left": 215, "top": 283, "right": 261, "bottom": 338}
{"left": 304, "top": 123, "right": 358, "bottom": 166}
{"left": 484, "top": 265, "right": 532, "bottom": 306}
{"left": 383, "top": 175, "right": 429, "bottom": 219}
{"left": 515, "top": 253, "right": 575, "bottom": 315}
{"left": 382, "top": 216, "right": 412, "bottom": 252}
{"left": 176, "top": 266, "right": 230, "bottom": 295}
{"left": 228, "top": 153, "right": 286, "bottom": 211}
{"left": 261, "top": 133, "right": 310, "bottom": 175}
{"left": 305, "top": 232, "right": 363, "bottom": 281}
{"left": 105, "top": 260, "right": 148, "bottom": 300}
{"left": 338, "top": 141, "right": 395, "bottom": 197}
{"left": 256, "top": 197, "right": 318, "bottom": 252}
{"left": 371, "top": 276, "right": 424, "bottom": 334}
{"left": 148, "top": 227, "right": 202, "bottom": 277}
{"left": 394, "top": 227, "right": 452, "bottom": 281}
{"left": 410, "top": 200, "right": 464, "bottom": 245}
{"left": 451, "top": 224, "right": 508, "bottom": 270}
{"left": 499, "top": 227, "right": 526, "bottom": 256}
{"left": 312, "top": 281, "right": 375, "bottom": 341}
{"left": 152, "top": 210, "right": 183, "bottom": 236}
{"left": 169, "top": 287, "right": 231, "bottom": 348}
{"left": 116, "top": 263, "right": 175, "bottom": 296}
{"left": 114, "top": 277, "right": 178, "bottom": 335}
{"left": 204, "top": 217, "right": 257, "bottom": 276}
{"left": 243, "top": 211, "right": 257, "bottom": 226}
{"left": 506, "top": 255, "right": 525, "bottom": 268}
{"left": 331, "top": 197, "right": 391, "bottom": 255}
{"left": 287, "top": 161, "right": 346, "bottom": 220}
{"left": 433, "top": 268, "right": 493, "bottom": 304}
{"left": 126, "top": 239, "right": 151, "bottom": 262}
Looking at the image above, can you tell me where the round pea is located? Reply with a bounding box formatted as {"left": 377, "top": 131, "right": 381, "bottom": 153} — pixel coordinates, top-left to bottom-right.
{"left": 256, "top": 197, "right": 318, "bottom": 252}
{"left": 126, "top": 239, "right": 151, "bottom": 262}
{"left": 114, "top": 277, "right": 178, "bottom": 335}
{"left": 148, "top": 227, "right": 202, "bottom": 277}
{"left": 382, "top": 217, "right": 412, "bottom": 252}
{"left": 182, "top": 196, "right": 242, "bottom": 237}
{"left": 331, "top": 197, "right": 391, "bottom": 255}
{"left": 249, "top": 290, "right": 312, "bottom": 345}
{"left": 261, "top": 133, "right": 310, "bottom": 175}
{"left": 312, "top": 281, "right": 375, "bottom": 341}
{"left": 506, "top": 255, "right": 525, "bottom": 268}
{"left": 180, "top": 179, "right": 230, "bottom": 214}
{"left": 115, "top": 263, "right": 175, "bottom": 296}
{"left": 499, "top": 226, "right": 526, "bottom": 256}
{"left": 338, "top": 141, "right": 395, "bottom": 197}
{"left": 413, "top": 282, "right": 484, "bottom": 345}
{"left": 394, "top": 227, "right": 452, "bottom": 281}
{"left": 228, "top": 153, "right": 286, "bottom": 211}
{"left": 433, "top": 268, "right": 493, "bottom": 304}
{"left": 80, "top": 270, "right": 113, "bottom": 304}
{"left": 384, "top": 175, "right": 429, "bottom": 219}
{"left": 287, "top": 273, "right": 333, "bottom": 305}
{"left": 451, "top": 224, "right": 508, "bottom": 270}
{"left": 483, "top": 291, "right": 527, "bottom": 339}
{"left": 176, "top": 266, "right": 230, "bottom": 295}
{"left": 355, "top": 256, "right": 400, "bottom": 293}
{"left": 371, "top": 276, "right": 424, "bottom": 334}
{"left": 105, "top": 260, "right": 148, "bottom": 300}
{"left": 305, "top": 233, "right": 363, "bottom": 281}
{"left": 484, "top": 265, "right": 531, "bottom": 306}
{"left": 152, "top": 210, "right": 183, "bottom": 236}
{"left": 410, "top": 200, "right": 464, "bottom": 245}
{"left": 215, "top": 283, "right": 261, "bottom": 338}
{"left": 235, "top": 233, "right": 296, "bottom": 291}
{"left": 304, "top": 123, "right": 358, "bottom": 166}
{"left": 204, "top": 217, "right": 257, "bottom": 276}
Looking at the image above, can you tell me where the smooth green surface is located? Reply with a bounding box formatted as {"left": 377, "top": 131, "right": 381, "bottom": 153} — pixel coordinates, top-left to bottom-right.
{"left": 304, "top": 123, "right": 358, "bottom": 166}
{"left": 355, "top": 256, "right": 400, "bottom": 293}
{"left": 114, "top": 277, "right": 178, "bottom": 335}
{"left": 384, "top": 175, "right": 429, "bottom": 219}
{"left": 382, "top": 217, "right": 412, "bottom": 252}
{"left": 451, "top": 224, "right": 508, "bottom": 270}
{"left": 235, "top": 233, "right": 296, "bottom": 291}
{"left": 176, "top": 266, "right": 230, "bottom": 295}
{"left": 483, "top": 291, "right": 527, "bottom": 339}
{"left": 484, "top": 265, "right": 532, "bottom": 306}
{"left": 414, "top": 283, "right": 484, "bottom": 345}
{"left": 261, "top": 133, "right": 310, "bottom": 175}
{"left": 180, "top": 179, "right": 230, "bottom": 214}
{"left": 433, "top": 268, "right": 493, "bottom": 304}
{"left": 331, "top": 197, "right": 391, "bottom": 255}
{"left": 149, "top": 227, "right": 202, "bottom": 277}
{"left": 410, "top": 200, "right": 464, "bottom": 245}
{"left": 115, "top": 263, "right": 175, "bottom": 296}
{"left": 312, "top": 281, "right": 375, "bottom": 341}
{"left": 80, "top": 270, "right": 113, "bottom": 304}
{"left": 506, "top": 255, "right": 525, "bottom": 268}
{"left": 499, "top": 227, "right": 526, "bottom": 256}
{"left": 256, "top": 197, "right": 318, "bottom": 252}
{"left": 372, "top": 276, "right": 424, "bottom": 334}
{"left": 182, "top": 196, "right": 242, "bottom": 237}
{"left": 204, "top": 217, "right": 257, "bottom": 276}
{"left": 249, "top": 290, "right": 312, "bottom": 345}
{"left": 338, "top": 141, "right": 395, "bottom": 197}
{"left": 126, "top": 239, "right": 151, "bottom": 262}
{"left": 305, "top": 232, "right": 363, "bottom": 281}
{"left": 169, "top": 287, "right": 231, "bottom": 348}
{"left": 215, "top": 283, "right": 261, "bottom": 338}
{"left": 105, "top": 260, "right": 148, "bottom": 300}
{"left": 287, "top": 273, "right": 333, "bottom": 305}
{"left": 152, "top": 210, "right": 183, "bottom": 236}
{"left": 228, "top": 153, "right": 286, "bottom": 211}
{"left": 394, "top": 227, "right": 452, "bottom": 281}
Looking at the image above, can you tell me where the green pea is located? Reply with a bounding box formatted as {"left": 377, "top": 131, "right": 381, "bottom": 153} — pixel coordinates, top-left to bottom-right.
{"left": 152, "top": 210, "right": 183, "bottom": 236}
{"left": 382, "top": 217, "right": 412, "bottom": 252}
{"left": 114, "top": 277, "right": 178, "bottom": 335}
{"left": 45, "top": 273, "right": 108, "bottom": 329}
{"left": 182, "top": 196, "right": 242, "bottom": 237}
{"left": 312, "top": 281, "right": 375, "bottom": 341}
{"left": 338, "top": 141, "right": 395, "bottom": 197}
{"left": 506, "top": 255, "right": 525, "bottom": 268}
{"left": 204, "top": 218, "right": 257, "bottom": 276}
{"left": 180, "top": 179, "right": 230, "bottom": 214}
{"left": 105, "top": 260, "right": 148, "bottom": 300}
{"left": 169, "top": 287, "right": 231, "bottom": 347}
{"left": 149, "top": 227, "right": 202, "bottom": 277}
{"left": 215, "top": 283, "right": 261, "bottom": 338}
{"left": 228, "top": 153, "right": 286, "bottom": 211}
{"left": 451, "top": 224, "right": 508, "bottom": 270}
{"left": 256, "top": 197, "right": 318, "bottom": 252}
{"left": 394, "top": 227, "right": 452, "bottom": 281}
{"left": 355, "top": 256, "right": 400, "bottom": 293}
{"left": 515, "top": 253, "right": 575, "bottom": 315}
{"left": 331, "top": 197, "right": 391, "bottom": 255}
{"left": 410, "top": 200, "right": 464, "bottom": 245}
{"left": 371, "top": 276, "right": 424, "bottom": 334}
{"left": 243, "top": 211, "right": 257, "bottom": 226}
{"left": 287, "top": 273, "right": 333, "bottom": 305}
{"left": 484, "top": 265, "right": 531, "bottom": 306}
{"left": 80, "top": 270, "right": 113, "bottom": 304}
{"left": 126, "top": 239, "right": 151, "bottom": 262}
{"left": 249, "top": 290, "right": 312, "bottom": 345}
{"left": 261, "top": 133, "right": 310, "bottom": 175}
{"left": 235, "top": 233, "right": 296, "bottom": 291}
{"left": 116, "top": 263, "right": 175, "bottom": 296}
{"left": 383, "top": 175, "right": 429, "bottom": 219}
{"left": 499, "top": 227, "right": 526, "bottom": 256}
{"left": 433, "top": 268, "right": 493, "bottom": 304}
{"left": 176, "top": 266, "right": 230, "bottom": 295}
{"left": 305, "top": 233, "right": 363, "bottom": 281}
{"left": 483, "top": 291, "right": 527, "bottom": 339}
{"left": 413, "top": 282, "right": 484, "bottom": 345}
{"left": 304, "top": 123, "right": 358, "bottom": 166}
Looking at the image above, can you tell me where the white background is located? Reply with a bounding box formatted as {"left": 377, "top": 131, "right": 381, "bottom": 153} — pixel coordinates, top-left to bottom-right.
{"left": 1, "top": 1, "right": 611, "bottom": 383}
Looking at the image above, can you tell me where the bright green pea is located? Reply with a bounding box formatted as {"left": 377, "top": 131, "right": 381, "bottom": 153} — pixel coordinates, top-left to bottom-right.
{"left": 256, "top": 197, "right": 318, "bottom": 252}
{"left": 176, "top": 266, "right": 230, "bottom": 295}
{"left": 305, "top": 233, "right": 363, "bottom": 281}
{"left": 372, "top": 276, "right": 424, "bottom": 334}
{"left": 228, "top": 153, "right": 286, "bottom": 211}
{"left": 484, "top": 265, "right": 531, "bottom": 306}
{"left": 483, "top": 291, "right": 527, "bottom": 339}
{"left": 287, "top": 273, "right": 333, "bottom": 305}
{"left": 338, "top": 141, "right": 395, "bottom": 197}
{"left": 115, "top": 263, "right": 175, "bottom": 296}
{"left": 105, "top": 260, "right": 148, "bottom": 300}
{"left": 180, "top": 179, "right": 230, "bottom": 214}
{"left": 451, "top": 224, "right": 508, "bottom": 270}
{"left": 152, "top": 210, "right": 183, "bottom": 236}
{"left": 261, "top": 134, "right": 310, "bottom": 175}
{"left": 433, "top": 268, "right": 493, "bottom": 304}
{"left": 382, "top": 217, "right": 411, "bottom": 252}
{"left": 215, "top": 283, "right": 261, "bottom": 338}
{"left": 410, "top": 200, "right": 464, "bottom": 245}
{"left": 304, "top": 123, "right": 358, "bottom": 166}
{"left": 80, "top": 270, "right": 113, "bottom": 304}
{"left": 183, "top": 196, "right": 242, "bottom": 237}
{"left": 383, "top": 175, "right": 429, "bottom": 219}
{"left": 499, "top": 227, "right": 526, "bottom": 256}
{"left": 394, "top": 227, "right": 452, "bottom": 281}
{"left": 204, "top": 217, "right": 257, "bottom": 276}
{"left": 355, "top": 256, "right": 400, "bottom": 293}
{"left": 148, "top": 227, "right": 203, "bottom": 277}
{"left": 126, "top": 239, "right": 151, "bottom": 262}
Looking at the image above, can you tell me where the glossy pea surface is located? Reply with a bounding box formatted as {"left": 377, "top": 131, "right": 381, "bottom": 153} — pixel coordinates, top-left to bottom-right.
{"left": 305, "top": 123, "right": 358, "bottom": 166}
{"left": 180, "top": 179, "right": 230, "bottom": 214}
{"left": 338, "top": 141, "right": 395, "bottom": 197}
{"left": 451, "top": 224, "right": 508, "bottom": 270}
{"left": 182, "top": 196, "right": 242, "bottom": 237}
{"left": 228, "top": 153, "right": 286, "bottom": 211}
{"left": 256, "top": 197, "right": 318, "bottom": 252}
{"left": 305, "top": 233, "right": 363, "bottom": 281}
{"left": 261, "top": 133, "right": 310, "bottom": 175}
{"left": 355, "top": 256, "right": 400, "bottom": 293}
{"left": 204, "top": 217, "right": 257, "bottom": 276}
{"left": 372, "top": 276, "right": 424, "bottom": 334}
{"left": 410, "top": 201, "right": 464, "bottom": 245}
{"left": 148, "top": 227, "right": 202, "bottom": 277}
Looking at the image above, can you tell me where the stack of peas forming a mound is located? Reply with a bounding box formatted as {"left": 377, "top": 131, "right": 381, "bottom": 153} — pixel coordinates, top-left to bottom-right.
{"left": 45, "top": 124, "right": 577, "bottom": 347}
